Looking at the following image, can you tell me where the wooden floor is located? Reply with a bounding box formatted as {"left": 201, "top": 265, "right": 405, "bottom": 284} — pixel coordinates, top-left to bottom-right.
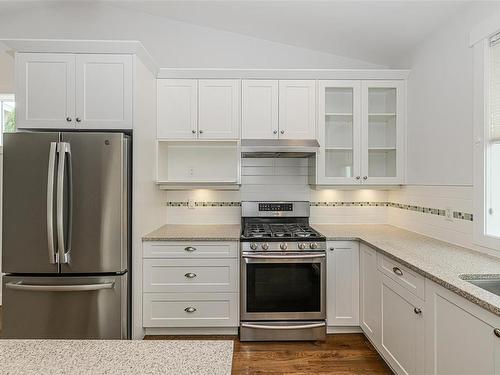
{"left": 145, "top": 334, "right": 393, "bottom": 374}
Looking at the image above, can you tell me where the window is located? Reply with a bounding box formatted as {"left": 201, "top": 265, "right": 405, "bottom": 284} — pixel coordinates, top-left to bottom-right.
{"left": 0, "top": 94, "right": 15, "bottom": 145}
{"left": 488, "top": 37, "right": 500, "bottom": 239}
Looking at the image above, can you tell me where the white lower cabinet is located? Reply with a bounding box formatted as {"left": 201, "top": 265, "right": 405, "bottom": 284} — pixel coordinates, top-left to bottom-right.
{"left": 326, "top": 241, "right": 359, "bottom": 327}
{"left": 425, "top": 279, "right": 500, "bottom": 375}
{"left": 143, "top": 292, "right": 238, "bottom": 328}
{"left": 360, "top": 244, "right": 381, "bottom": 345}
{"left": 379, "top": 274, "right": 425, "bottom": 375}
{"left": 142, "top": 241, "right": 239, "bottom": 330}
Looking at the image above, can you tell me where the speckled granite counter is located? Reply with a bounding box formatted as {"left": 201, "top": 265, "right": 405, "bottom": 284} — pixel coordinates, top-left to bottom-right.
{"left": 313, "top": 224, "right": 500, "bottom": 317}
{"left": 0, "top": 339, "right": 233, "bottom": 375}
{"left": 143, "top": 224, "right": 240, "bottom": 241}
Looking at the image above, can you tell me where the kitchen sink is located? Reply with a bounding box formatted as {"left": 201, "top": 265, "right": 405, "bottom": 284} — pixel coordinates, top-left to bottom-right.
{"left": 460, "top": 275, "right": 500, "bottom": 297}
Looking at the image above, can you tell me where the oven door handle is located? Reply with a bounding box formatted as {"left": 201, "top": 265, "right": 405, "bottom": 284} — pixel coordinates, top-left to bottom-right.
{"left": 242, "top": 253, "right": 326, "bottom": 260}
{"left": 241, "top": 322, "right": 326, "bottom": 330}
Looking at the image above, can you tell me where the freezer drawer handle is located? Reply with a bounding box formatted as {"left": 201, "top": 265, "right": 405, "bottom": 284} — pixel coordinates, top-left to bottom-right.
{"left": 241, "top": 322, "right": 326, "bottom": 330}
{"left": 5, "top": 282, "right": 115, "bottom": 292}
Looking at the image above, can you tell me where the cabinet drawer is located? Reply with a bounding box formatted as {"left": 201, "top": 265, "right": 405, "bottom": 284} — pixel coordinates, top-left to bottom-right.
{"left": 143, "top": 241, "right": 238, "bottom": 259}
{"left": 143, "top": 292, "right": 239, "bottom": 327}
{"left": 143, "top": 259, "right": 239, "bottom": 293}
{"left": 377, "top": 253, "right": 425, "bottom": 300}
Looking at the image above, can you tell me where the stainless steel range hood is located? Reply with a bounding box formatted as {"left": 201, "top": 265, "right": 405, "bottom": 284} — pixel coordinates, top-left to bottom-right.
{"left": 241, "top": 139, "right": 319, "bottom": 158}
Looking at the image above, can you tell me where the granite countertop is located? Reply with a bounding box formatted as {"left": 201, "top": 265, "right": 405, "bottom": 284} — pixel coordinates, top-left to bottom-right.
{"left": 143, "top": 224, "right": 241, "bottom": 241}
{"left": 0, "top": 339, "right": 233, "bottom": 375}
{"left": 313, "top": 224, "right": 500, "bottom": 316}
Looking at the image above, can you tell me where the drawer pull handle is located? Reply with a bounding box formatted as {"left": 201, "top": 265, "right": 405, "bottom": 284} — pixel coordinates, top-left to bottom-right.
{"left": 393, "top": 267, "right": 403, "bottom": 276}
{"left": 184, "top": 307, "right": 197, "bottom": 313}
{"left": 414, "top": 307, "right": 422, "bottom": 315}
{"left": 184, "top": 246, "right": 197, "bottom": 252}
{"left": 494, "top": 328, "right": 500, "bottom": 338}
{"left": 184, "top": 272, "right": 197, "bottom": 279}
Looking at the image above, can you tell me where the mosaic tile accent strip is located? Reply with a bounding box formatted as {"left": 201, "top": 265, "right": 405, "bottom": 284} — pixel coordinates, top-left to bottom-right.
{"left": 163, "top": 201, "right": 473, "bottom": 221}
{"left": 311, "top": 201, "right": 473, "bottom": 222}
{"left": 164, "top": 201, "right": 241, "bottom": 207}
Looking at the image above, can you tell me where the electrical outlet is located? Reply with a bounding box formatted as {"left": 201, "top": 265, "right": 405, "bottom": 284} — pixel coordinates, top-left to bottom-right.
{"left": 188, "top": 167, "right": 195, "bottom": 177}
{"left": 445, "top": 207, "right": 453, "bottom": 221}
{"left": 188, "top": 198, "right": 195, "bottom": 209}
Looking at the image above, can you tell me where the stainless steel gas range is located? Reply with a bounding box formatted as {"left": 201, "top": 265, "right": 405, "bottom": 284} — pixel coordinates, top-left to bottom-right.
{"left": 239, "top": 201, "right": 327, "bottom": 341}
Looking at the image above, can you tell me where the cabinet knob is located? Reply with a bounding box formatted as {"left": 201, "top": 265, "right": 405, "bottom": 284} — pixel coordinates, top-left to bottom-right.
{"left": 414, "top": 307, "right": 422, "bottom": 315}
{"left": 184, "top": 246, "right": 197, "bottom": 252}
{"left": 393, "top": 267, "right": 403, "bottom": 276}
{"left": 192, "top": 130, "right": 196, "bottom": 134}
{"left": 199, "top": 130, "right": 204, "bottom": 134}
{"left": 280, "top": 130, "right": 285, "bottom": 134}
{"left": 184, "top": 272, "right": 197, "bottom": 279}
{"left": 494, "top": 328, "right": 500, "bottom": 338}
{"left": 273, "top": 130, "right": 278, "bottom": 134}
{"left": 75, "top": 117, "right": 81, "bottom": 123}
{"left": 363, "top": 176, "right": 368, "bottom": 180}
{"left": 329, "top": 247, "right": 334, "bottom": 251}
{"left": 356, "top": 176, "right": 361, "bottom": 180}
{"left": 66, "top": 117, "right": 72, "bottom": 122}
{"left": 184, "top": 307, "right": 197, "bottom": 313}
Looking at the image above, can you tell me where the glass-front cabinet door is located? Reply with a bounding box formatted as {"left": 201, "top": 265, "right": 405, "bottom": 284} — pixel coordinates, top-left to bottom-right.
{"left": 361, "top": 80, "right": 404, "bottom": 184}
{"left": 317, "top": 80, "right": 361, "bottom": 184}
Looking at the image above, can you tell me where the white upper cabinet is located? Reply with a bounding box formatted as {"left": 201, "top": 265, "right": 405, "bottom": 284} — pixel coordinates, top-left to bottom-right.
{"left": 157, "top": 79, "right": 198, "bottom": 139}
{"left": 75, "top": 54, "right": 132, "bottom": 130}
{"left": 16, "top": 53, "right": 133, "bottom": 130}
{"left": 241, "top": 80, "right": 279, "bottom": 139}
{"left": 326, "top": 241, "right": 359, "bottom": 327}
{"left": 198, "top": 80, "right": 240, "bottom": 139}
{"left": 361, "top": 80, "right": 405, "bottom": 184}
{"left": 16, "top": 53, "right": 76, "bottom": 129}
{"left": 279, "top": 80, "right": 316, "bottom": 139}
{"left": 316, "top": 79, "right": 405, "bottom": 185}
{"left": 317, "top": 80, "right": 361, "bottom": 185}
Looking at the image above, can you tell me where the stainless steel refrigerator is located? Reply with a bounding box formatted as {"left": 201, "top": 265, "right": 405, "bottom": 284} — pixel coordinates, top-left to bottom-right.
{"left": 2, "top": 132, "right": 131, "bottom": 339}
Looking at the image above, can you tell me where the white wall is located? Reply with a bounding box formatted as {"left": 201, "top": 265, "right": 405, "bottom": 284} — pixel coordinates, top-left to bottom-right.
{"left": 0, "top": 2, "right": 383, "bottom": 70}
{"left": 392, "top": 2, "right": 500, "bottom": 186}
{"left": 0, "top": 42, "right": 14, "bottom": 93}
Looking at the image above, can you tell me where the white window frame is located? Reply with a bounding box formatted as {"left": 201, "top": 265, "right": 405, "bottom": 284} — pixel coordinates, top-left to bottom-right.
{"left": 472, "top": 19, "right": 500, "bottom": 250}
{"left": 0, "top": 94, "right": 15, "bottom": 146}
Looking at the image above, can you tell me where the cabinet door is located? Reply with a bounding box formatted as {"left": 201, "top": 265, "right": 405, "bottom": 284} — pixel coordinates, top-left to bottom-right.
{"left": 279, "top": 80, "right": 316, "bottom": 139}
{"left": 425, "top": 279, "right": 500, "bottom": 375}
{"left": 326, "top": 241, "right": 359, "bottom": 326}
{"left": 75, "top": 54, "right": 133, "bottom": 130}
{"left": 157, "top": 79, "right": 198, "bottom": 139}
{"left": 15, "top": 53, "right": 76, "bottom": 129}
{"left": 360, "top": 244, "right": 381, "bottom": 345}
{"left": 241, "top": 80, "right": 278, "bottom": 139}
{"left": 361, "top": 80, "right": 405, "bottom": 184}
{"left": 380, "top": 275, "right": 424, "bottom": 375}
{"left": 317, "top": 80, "right": 361, "bottom": 185}
{"left": 198, "top": 80, "right": 240, "bottom": 139}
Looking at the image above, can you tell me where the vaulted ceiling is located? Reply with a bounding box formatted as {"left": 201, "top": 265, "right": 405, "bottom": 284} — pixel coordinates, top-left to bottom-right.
{"left": 112, "top": 0, "right": 471, "bottom": 66}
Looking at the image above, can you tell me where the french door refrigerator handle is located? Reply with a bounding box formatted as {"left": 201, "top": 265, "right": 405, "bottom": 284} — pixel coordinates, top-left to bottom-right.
{"left": 56, "top": 142, "right": 72, "bottom": 264}
{"left": 5, "top": 281, "right": 115, "bottom": 292}
{"left": 46, "top": 142, "right": 58, "bottom": 264}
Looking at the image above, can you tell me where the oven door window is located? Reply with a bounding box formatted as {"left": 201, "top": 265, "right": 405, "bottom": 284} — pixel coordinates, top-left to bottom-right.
{"left": 246, "top": 262, "right": 321, "bottom": 313}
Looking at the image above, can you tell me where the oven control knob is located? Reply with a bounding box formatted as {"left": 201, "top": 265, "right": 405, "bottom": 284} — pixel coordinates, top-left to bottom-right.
{"left": 298, "top": 243, "right": 306, "bottom": 250}
{"left": 309, "top": 242, "right": 318, "bottom": 250}
{"left": 261, "top": 243, "right": 269, "bottom": 251}
{"left": 250, "top": 243, "right": 258, "bottom": 250}
{"left": 280, "top": 243, "right": 288, "bottom": 250}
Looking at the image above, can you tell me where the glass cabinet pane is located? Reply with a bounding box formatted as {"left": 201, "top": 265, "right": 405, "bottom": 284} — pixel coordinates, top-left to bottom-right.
{"left": 367, "top": 87, "right": 397, "bottom": 177}
{"left": 324, "top": 87, "right": 354, "bottom": 177}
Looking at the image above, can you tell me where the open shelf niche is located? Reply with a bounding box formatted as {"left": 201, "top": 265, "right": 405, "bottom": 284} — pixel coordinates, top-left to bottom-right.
{"left": 156, "top": 140, "right": 241, "bottom": 190}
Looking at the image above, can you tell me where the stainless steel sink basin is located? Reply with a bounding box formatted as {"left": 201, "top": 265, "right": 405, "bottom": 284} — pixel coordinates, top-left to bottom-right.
{"left": 460, "top": 275, "right": 500, "bottom": 297}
